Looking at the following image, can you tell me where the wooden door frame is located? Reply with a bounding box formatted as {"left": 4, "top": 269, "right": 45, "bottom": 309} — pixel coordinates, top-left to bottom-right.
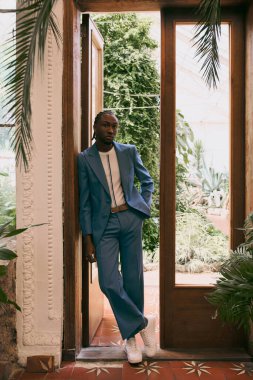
{"left": 160, "top": 7, "right": 246, "bottom": 348}
{"left": 81, "top": 14, "right": 105, "bottom": 347}
{"left": 62, "top": 0, "right": 82, "bottom": 361}
{"left": 62, "top": 0, "right": 249, "bottom": 360}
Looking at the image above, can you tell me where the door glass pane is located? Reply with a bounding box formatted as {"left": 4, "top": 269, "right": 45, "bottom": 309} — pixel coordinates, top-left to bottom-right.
{"left": 175, "top": 23, "right": 230, "bottom": 286}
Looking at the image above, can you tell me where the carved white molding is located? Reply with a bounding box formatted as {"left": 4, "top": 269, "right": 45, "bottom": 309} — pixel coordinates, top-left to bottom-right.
{"left": 16, "top": 0, "right": 63, "bottom": 364}
{"left": 21, "top": 167, "right": 35, "bottom": 341}
{"left": 46, "top": 29, "right": 58, "bottom": 322}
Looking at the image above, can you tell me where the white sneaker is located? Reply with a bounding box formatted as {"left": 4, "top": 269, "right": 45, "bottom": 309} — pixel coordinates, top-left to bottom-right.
{"left": 140, "top": 315, "right": 157, "bottom": 357}
{"left": 124, "top": 337, "right": 142, "bottom": 364}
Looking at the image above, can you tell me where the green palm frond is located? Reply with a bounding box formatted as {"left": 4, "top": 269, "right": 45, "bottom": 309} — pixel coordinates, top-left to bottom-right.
{"left": 1, "top": 0, "right": 61, "bottom": 170}
{"left": 193, "top": 0, "right": 221, "bottom": 89}
{"left": 243, "top": 213, "right": 253, "bottom": 255}
{"left": 207, "top": 254, "right": 253, "bottom": 332}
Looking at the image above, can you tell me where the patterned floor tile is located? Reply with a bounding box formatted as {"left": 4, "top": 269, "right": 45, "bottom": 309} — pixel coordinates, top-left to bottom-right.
{"left": 12, "top": 361, "right": 253, "bottom": 380}
{"left": 122, "top": 361, "right": 147, "bottom": 380}
{"left": 171, "top": 361, "right": 226, "bottom": 379}
{"left": 144, "top": 361, "right": 175, "bottom": 379}
{"left": 225, "top": 375, "right": 253, "bottom": 380}
{"left": 167, "top": 361, "right": 241, "bottom": 369}
{"left": 202, "top": 362, "right": 242, "bottom": 369}
{"left": 225, "top": 376, "right": 253, "bottom": 380}
{"left": 224, "top": 362, "right": 253, "bottom": 379}
{"left": 71, "top": 365, "right": 122, "bottom": 380}
{"left": 45, "top": 363, "right": 75, "bottom": 379}
{"left": 69, "top": 367, "right": 91, "bottom": 379}
{"left": 122, "top": 360, "right": 175, "bottom": 380}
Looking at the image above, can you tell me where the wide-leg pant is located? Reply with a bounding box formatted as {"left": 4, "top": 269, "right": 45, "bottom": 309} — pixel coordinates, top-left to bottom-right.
{"left": 95, "top": 208, "right": 147, "bottom": 340}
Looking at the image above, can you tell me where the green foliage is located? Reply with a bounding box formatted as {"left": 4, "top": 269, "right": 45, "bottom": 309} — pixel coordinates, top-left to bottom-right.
{"left": 0, "top": 221, "right": 21, "bottom": 311}
{"left": 0, "top": 221, "right": 45, "bottom": 311}
{"left": 1, "top": 1, "right": 222, "bottom": 169}
{"left": 198, "top": 161, "right": 227, "bottom": 194}
{"left": 96, "top": 13, "right": 198, "bottom": 253}
{"left": 192, "top": 139, "right": 205, "bottom": 173}
{"left": 0, "top": 171, "right": 16, "bottom": 229}
{"left": 193, "top": 0, "right": 221, "bottom": 89}
{"left": 207, "top": 213, "right": 253, "bottom": 332}
{"left": 240, "top": 213, "right": 253, "bottom": 256}
{"left": 0, "top": 0, "right": 62, "bottom": 170}
{"left": 142, "top": 217, "right": 159, "bottom": 255}
{"left": 176, "top": 111, "right": 194, "bottom": 166}
{"left": 176, "top": 210, "right": 229, "bottom": 273}
{"left": 207, "top": 253, "right": 253, "bottom": 333}
{"left": 95, "top": 13, "right": 160, "bottom": 254}
{"left": 176, "top": 111, "right": 195, "bottom": 212}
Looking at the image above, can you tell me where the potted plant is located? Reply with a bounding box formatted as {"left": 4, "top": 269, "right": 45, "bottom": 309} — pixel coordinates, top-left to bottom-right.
{"left": 207, "top": 213, "right": 253, "bottom": 354}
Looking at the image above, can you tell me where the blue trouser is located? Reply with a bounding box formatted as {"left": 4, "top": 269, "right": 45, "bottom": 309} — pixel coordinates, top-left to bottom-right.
{"left": 95, "top": 208, "right": 147, "bottom": 340}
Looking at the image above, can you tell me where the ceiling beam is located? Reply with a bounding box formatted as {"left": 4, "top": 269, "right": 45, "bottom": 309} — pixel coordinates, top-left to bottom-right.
{"left": 76, "top": 0, "right": 249, "bottom": 13}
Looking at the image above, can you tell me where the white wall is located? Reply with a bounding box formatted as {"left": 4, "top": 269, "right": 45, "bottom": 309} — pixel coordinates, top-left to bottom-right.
{"left": 15, "top": 0, "right": 64, "bottom": 366}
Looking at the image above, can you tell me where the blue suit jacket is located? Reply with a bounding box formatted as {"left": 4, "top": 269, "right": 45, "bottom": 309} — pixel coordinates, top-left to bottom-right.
{"left": 77, "top": 141, "right": 154, "bottom": 246}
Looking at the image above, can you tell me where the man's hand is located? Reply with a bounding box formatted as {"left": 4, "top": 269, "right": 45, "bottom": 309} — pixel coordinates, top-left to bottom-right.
{"left": 85, "top": 235, "right": 97, "bottom": 263}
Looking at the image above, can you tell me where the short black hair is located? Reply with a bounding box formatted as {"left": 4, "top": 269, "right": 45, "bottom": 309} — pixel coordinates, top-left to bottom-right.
{"left": 93, "top": 110, "right": 117, "bottom": 126}
{"left": 92, "top": 110, "right": 118, "bottom": 140}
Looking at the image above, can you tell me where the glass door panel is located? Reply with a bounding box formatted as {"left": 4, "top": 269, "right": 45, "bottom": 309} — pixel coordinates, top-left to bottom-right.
{"left": 175, "top": 24, "right": 230, "bottom": 286}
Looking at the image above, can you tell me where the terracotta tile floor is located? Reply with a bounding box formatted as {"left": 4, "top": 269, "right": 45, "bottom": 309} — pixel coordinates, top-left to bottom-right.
{"left": 9, "top": 360, "right": 253, "bottom": 379}
{"left": 8, "top": 271, "right": 253, "bottom": 379}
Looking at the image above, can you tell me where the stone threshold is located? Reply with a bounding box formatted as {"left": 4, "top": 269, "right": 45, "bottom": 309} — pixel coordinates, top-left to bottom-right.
{"left": 76, "top": 346, "right": 252, "bottom": 361}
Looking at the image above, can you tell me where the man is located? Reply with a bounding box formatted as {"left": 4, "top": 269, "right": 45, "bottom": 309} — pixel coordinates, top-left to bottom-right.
{"left": 78, "top": 110, "right": 156, "bottom": 364}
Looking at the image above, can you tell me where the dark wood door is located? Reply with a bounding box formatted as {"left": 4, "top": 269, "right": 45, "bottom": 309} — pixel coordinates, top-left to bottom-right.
{"left": 160, "top": 8, "right": 246, "bottom": 348}
{"left": 81, "top": 14, "right": 104, "bottom": 346}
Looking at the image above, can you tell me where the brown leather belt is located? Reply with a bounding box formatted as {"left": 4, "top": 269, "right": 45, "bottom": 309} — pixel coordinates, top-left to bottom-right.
{"left": 111, "top": 203, "right": 128, "bottom": 213}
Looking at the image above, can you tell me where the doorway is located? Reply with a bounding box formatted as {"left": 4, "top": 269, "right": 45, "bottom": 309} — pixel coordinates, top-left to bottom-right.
{"left": 81, "top": 7, "right": 246, "bottom": 350}
{"left": 62, "top": 1, "right": 247, "bottom": 359}
{"left": 81, "top": 11, "right": 161, "bottom": 349}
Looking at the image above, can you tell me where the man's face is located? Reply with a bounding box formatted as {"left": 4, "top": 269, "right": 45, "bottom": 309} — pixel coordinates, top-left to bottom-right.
{"left": 94, "top": 114, "right": 119, "bottom": 145}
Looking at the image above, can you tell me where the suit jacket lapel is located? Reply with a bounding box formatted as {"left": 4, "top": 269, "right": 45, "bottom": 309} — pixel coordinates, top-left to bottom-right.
{"left": 85, "top": 144, "right": 110, "bottom": 196}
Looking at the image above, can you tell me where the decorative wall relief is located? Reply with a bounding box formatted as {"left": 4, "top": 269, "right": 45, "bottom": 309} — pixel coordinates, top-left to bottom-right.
{"left": 16, "top": 1, "right": 64, "bottom": 366}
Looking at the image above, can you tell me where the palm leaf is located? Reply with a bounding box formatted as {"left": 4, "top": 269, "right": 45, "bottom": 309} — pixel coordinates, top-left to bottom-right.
{"left": 207, "top": 254, "right": 253, "bottom": 332}
{"left": 1, "top": 0, "right": 62, "bottom": 170}
{"left": 192, "top": 0, "right": 221, "bottom": 89}
{"left": 243, "top": 213, "right": 253, "bottom": 255}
